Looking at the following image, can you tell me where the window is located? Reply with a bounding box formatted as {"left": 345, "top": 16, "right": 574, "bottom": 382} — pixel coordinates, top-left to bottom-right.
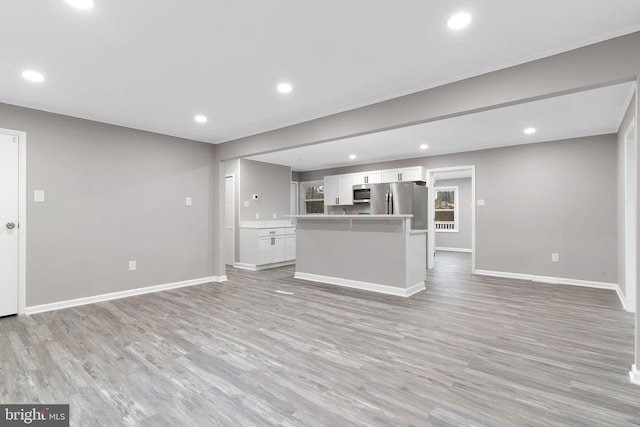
{"left": 435, "top": 186, "right": 458, "bottom": 232}
{"left": 299, "top": 181, "right": 324, "bottom": 214}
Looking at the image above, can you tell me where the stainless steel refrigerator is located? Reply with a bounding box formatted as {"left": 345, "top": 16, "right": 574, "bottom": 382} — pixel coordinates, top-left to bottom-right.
{"left": 369, "top": 182, "right": 428, "bottom": 229}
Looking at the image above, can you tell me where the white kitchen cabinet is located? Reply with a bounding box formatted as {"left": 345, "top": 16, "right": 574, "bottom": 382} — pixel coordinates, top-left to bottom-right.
{"left": 352, "top": 171, "right": 381, "bottom": 185}
{"left": 239, "top": 226, "right": 296, "bottom": 270}
{"left": 324, "top": 174, "right": 355, "bottom": 205}
{"left": 257, "top": 235, "right": 286, "bottom": 265}
{"left": 381, "top": 166, "right": 425, "bottom": 183}
{"left": 324, "top": 175, "right": 339, "bottom": 206}
{"left": 285, "top": 234, "right": 296, "bottom": 260}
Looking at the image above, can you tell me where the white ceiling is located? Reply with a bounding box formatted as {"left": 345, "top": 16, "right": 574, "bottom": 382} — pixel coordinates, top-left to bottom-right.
{"left": 1, "top": 1, "right": 639, "bottom": 144}
{"left": 248, "top": 82, "right": 635, "bottom": 171}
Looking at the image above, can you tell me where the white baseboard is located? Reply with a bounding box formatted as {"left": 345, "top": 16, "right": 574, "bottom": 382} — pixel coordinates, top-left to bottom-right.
{"left": 233, "top": 261, "right": 295, "bottom": 271}
{"left": 25, "top": 275, "right": 227, "bottom": 315}
{"left": 630, "top": 364, "right": 640, "bottom": 385}
{"left": 435, "top": 247, "right": 472, "bottom": 253}
{"left": 294, "top": 272, "right": 425, "bottom": 298}
{"left": 475, "top": 269, "right": 625, "bottom": 308}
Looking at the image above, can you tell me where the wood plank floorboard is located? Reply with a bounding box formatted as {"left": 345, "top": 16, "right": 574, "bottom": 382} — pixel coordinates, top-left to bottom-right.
{"left": 1, "top": 251, "right": 637, "bottom": 426}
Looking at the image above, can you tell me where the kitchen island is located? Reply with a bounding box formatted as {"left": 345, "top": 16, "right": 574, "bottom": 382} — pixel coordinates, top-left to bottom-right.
{"left": 289, "top": 215, "right": 426, "bottom": 297}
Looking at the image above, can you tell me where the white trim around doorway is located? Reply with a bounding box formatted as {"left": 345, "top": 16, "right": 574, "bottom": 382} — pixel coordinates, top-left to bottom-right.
{"left": 426, "top": 165, "right": 476, "bottom": 274}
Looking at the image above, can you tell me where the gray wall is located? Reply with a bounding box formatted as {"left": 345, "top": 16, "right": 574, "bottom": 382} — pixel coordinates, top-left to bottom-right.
{"left": 300, "top": 135, "right": 618, "bottom": 284}
{"left": 435, "top": 178, "right": 472, "bottom": 251}
{"left": 238, "top": 159, "right": 291, "bottom": 222}
{"left": 617, "top": 95, "right": 637, "bottom": 298}
{"left": 0, "top": 102, "right": 216, "bottom": 307}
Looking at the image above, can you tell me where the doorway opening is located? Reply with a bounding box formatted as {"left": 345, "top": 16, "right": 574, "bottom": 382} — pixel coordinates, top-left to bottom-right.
{"left": 427, "top": 166, "right": 476, "bottom": 275}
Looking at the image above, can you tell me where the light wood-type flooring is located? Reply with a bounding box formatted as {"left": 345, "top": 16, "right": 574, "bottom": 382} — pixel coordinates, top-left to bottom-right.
{"left": 1, "top": 252, "right": 638, "bottom": 426}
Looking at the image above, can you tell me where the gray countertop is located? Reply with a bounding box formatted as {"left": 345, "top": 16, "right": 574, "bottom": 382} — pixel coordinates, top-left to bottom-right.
{"left": 288, "top": 214, "right": 413, "bottom": 219}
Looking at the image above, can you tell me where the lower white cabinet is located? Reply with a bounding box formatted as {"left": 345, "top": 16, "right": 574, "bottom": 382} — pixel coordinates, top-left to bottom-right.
{"left": 258, "top": 234, "right": 286, "bottom": 264}
{"left": 239, "top": 226, "right": 296, "bottom": 270}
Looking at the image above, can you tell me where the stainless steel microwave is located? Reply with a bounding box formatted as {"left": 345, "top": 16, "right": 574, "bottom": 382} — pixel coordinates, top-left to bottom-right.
{"left": 352, "top": 184, "right": 371, "bottom": 203}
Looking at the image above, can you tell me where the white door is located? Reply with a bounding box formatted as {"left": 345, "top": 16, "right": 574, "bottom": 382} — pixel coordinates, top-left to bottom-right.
{"left": 225, "top": 176, "right": 235, "bottom": 266}
{"left": 0, "top": 133, "right": 19, "bottom": 317}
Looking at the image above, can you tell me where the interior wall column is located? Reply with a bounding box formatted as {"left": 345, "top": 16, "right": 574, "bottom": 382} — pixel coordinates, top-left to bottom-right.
{"left": 633, "top": 74, "right": 640, "bottom": 385}
{"left": 211, "top": 153, "right": 227, "bottom": 279}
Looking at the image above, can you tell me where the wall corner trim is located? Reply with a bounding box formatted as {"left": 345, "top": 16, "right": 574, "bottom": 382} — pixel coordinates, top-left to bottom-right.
{"left": 474, "top": 270, "right": 626, "bottom": 309}
{"left": 24, "top": 275, "right": 226, "bottom": 315}
{"left": 630, "top": 364, "right": 640, "bottom": 385}
{"left": 294, "top": 271, "right": 425, "bottom": 298}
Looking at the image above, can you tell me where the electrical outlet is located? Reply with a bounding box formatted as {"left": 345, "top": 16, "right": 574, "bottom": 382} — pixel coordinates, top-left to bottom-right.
{"left": 185, "top": 197, "right": 192, "bottom": 206}
{"left": 244, "top": 201, "right": 250, "bottom": 208}
{"left": 129, "top": 260, "right": 137, "bottom": 271}
{"left": 255, "top": 213, "right": 260, "bottom": 220}
{"left": 551, "top": 253, "right": 559, "bottom": 262}
{"left": 476, "top": 199, "right": 485, "bottom": 207}
{"left": 272, "top": 213, "right": 277, "bottom": 219}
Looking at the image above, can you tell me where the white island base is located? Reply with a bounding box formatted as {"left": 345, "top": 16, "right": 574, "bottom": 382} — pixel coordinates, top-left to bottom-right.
{"left": 290, "top": 215, "right": 426, "bottom": 297}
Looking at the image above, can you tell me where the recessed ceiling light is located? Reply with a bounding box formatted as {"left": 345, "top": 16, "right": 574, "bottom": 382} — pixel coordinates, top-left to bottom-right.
{"left": 349, "top": 154, "right": 356, "bottom": 160}
{"left": 420, "top": 144, "right": 429, "bottom": 150}
{"left": 22, "top": 70, "right": 44, "bottom": 83}
{"left": 194, "top": 115, "right": 207, "bottom": 124}
{"left": 447, "top": 12, "right": 472, "bottom": 30}
{"left": 523, "top": 127, "right": 536, "bottom": 135}
{"left": 277, "top": 82, "right": 293, "bottom": 94}
{"left": 66, "top": 0, "right": 95, "bottom": 10}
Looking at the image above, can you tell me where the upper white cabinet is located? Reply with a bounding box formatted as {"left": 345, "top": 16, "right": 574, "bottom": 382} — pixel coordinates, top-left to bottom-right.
{"left": 324, "top": 174, "right": 355, "bottom": 206}
{"left": 352, "top": 171, "right": 381, "bottom": 185}
{"left": 381, "top": 167, "right": 425, "bottom": 183}
{"left": 324, "top": 167, "right": 426, "bottom": 207}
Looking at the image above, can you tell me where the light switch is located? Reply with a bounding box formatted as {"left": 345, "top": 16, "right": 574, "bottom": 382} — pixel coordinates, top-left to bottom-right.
{"left": 244, "top": 201, "right": 250, "bottom": 208}
{"left": 255, "top": 213, "right": 260, "bottom": 219}
{"left": 476, "top": 199, "right": 485, "bottom": 207}
{"left": 272, "top": 213, "right": 277, "bottom": 219}
{"left": 185, "top": 197, "right": 192, "bottom": 206}
{"left": 34, "top": 190, "right": 45, "bottom": 202}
